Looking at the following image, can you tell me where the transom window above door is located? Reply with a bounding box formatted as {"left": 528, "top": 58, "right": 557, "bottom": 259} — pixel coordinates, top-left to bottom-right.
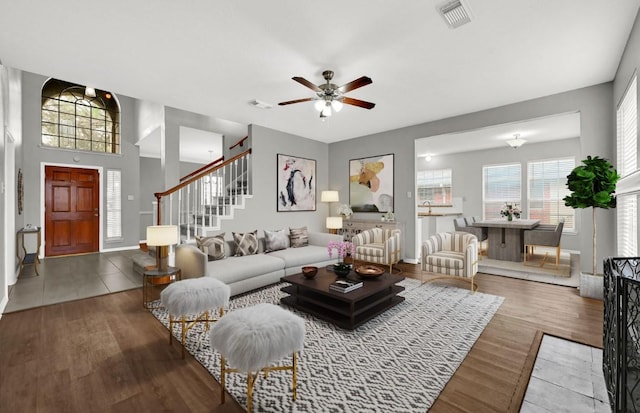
{"left": 41, "top": 78, "right": 120, "bottom": 154}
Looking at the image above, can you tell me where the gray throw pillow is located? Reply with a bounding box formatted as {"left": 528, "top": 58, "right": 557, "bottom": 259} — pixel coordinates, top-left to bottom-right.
{"left": 233, "top": 230, "right": 259, "bottom": 256}
{"left": 289, "top": 226, "right": 309, "bottom": 248}
{"left": 264, "top": 229, "right": 290, "bottom": 253}
{"left": 195, "top": 233, "right": 226, "bottom": 261}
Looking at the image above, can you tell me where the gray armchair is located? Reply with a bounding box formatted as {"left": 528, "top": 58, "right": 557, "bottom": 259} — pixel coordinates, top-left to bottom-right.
{"left": 453, "top": 217, "right": 488, "bottom": 258}
{"left": 524, "top": 221, "right": 564, "bottom": 268}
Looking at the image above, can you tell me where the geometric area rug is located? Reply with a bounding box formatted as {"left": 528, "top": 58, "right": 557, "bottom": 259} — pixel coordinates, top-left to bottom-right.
{"left": 150, "top": 278, "right": 504, "bottom": 412}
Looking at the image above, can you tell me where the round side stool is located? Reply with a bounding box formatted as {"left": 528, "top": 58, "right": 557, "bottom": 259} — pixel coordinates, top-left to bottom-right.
{"left": 161, "top": 277, "right": 230, "bottom": 359}
{"left": 210, "top": 303, "right": 305, "bottom": 413}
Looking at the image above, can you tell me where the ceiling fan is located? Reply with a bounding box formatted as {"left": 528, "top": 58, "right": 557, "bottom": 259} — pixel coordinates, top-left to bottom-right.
{"left": 278, "top": 70, "right": 375, "bottom": 119}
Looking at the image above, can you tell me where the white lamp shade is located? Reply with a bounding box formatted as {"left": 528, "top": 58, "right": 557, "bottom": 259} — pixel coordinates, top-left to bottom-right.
{"left": 146, "top": 225, "right": 179, "bottom": 246}
{"left": 326, "top": 216, "right": 343, "bottom": 230}
{"left": 321, "top": 190, "right": 339, "bottom": 203}
{"left": 331, "top": 100, "right": 343, "bottom": 112}
{"left": 314, "top": 100, "right": 325, "bottom": 112}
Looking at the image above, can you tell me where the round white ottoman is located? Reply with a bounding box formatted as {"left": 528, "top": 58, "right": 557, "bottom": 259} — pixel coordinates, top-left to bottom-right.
{"left": 160, "top": 277, "right": 230, "bottom": 359}
{"left": 210, "top": 303, "right": 305, "bottom": 413}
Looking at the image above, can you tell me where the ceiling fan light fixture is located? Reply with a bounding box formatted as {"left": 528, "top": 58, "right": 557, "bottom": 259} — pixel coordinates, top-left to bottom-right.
{"left": 321, "top": 103, "right": 332, "bottom": 117}
{"left": 331, "top": 100, "right": 343, "bottom": 112}
{"left": 314, "top": 100, "right": 325, "bottom": 112}
{"left": 506, "top": 134, "right": 526, "bottom": 149}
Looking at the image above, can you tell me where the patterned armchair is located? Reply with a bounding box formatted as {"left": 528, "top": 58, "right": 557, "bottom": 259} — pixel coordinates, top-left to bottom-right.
{"left": 352, "top": 228, "right": 401, "bottom": 273}
{"left": 421, "top": 232, "right": 478, "bottom": 291}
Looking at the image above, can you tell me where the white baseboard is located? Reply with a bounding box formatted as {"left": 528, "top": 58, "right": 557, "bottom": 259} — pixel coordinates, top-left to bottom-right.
{"left": 101, "top": 245, "right": 141, "bottom": 253}
{"left": 403, "top": 258, "right": 419, "bottom": 264}
{"left": 0, "top": 294, "right": 8, "bottom": 319}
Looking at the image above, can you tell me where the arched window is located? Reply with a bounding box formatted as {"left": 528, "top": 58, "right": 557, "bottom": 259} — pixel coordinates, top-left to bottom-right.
{"left": 41, "top": 78, "right": 120, "bottom": 154}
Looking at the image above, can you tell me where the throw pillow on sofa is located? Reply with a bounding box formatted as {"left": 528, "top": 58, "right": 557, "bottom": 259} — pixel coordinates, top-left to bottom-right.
{"left": 233, "top": 230, "right": 259, "bottom": 256}
{"left": 289, "top": 226, "right": 309, "bottom": 248}
{"left": 196, "top": 233, "right": 226, "bottom": 261}
{"left": 264, "top": 228, "right": 290, "bottom": 253}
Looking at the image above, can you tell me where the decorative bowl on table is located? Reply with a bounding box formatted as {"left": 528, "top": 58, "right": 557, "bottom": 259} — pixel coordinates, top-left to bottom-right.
{"left": 355, "top": 264, "right": 385, "bottom": 278}
{"left": 333, "top": 263, "right": 352, "bottom": 277}
{"left": 302, "top": 266, "right": 318, "bottom": 279}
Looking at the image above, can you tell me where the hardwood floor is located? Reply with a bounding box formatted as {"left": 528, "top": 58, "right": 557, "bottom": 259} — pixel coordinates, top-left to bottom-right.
{"left": 0, "top": 264, "right": 603, "bottom": 412}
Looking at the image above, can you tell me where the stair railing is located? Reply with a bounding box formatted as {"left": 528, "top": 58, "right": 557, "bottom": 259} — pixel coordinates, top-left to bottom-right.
{"left": 154, "top": 149, "right": 252, "bottom": 238}
{"left": 179, "top": 155, "right": 224, "bottom": 182}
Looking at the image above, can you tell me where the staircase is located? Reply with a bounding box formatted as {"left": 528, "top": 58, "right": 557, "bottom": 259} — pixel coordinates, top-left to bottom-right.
{"left": 154, "top": 149, "right": 252, "bottom": 241}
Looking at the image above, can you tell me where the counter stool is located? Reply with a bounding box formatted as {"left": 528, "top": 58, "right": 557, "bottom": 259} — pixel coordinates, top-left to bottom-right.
{"left": 160, "top": 277, "right": 230, "bottom": 359}
{"left": 210, "top": 303, "right": 305, "bottom": 413}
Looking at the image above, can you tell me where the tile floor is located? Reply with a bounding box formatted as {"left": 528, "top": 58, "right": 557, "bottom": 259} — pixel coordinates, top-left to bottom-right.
{"left": 5, "top": 249, "right": 144, "bottom": 313}
{"left": 521, "top": 335, "right": 611, "bottom": 413}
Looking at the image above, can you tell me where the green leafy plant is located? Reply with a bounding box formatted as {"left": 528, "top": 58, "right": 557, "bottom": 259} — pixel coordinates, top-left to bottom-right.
{"left": 563, "top": 155, "right": 620, "bottom": 275}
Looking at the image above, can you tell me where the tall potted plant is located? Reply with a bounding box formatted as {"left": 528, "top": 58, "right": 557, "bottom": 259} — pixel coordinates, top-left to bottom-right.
{"left": 563, "top": 155, "right": 619, "bottom": 298}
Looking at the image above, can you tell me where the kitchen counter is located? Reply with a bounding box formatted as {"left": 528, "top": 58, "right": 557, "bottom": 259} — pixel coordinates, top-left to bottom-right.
{"left": 417, "top": 212, "right": 462, "bottom": 217}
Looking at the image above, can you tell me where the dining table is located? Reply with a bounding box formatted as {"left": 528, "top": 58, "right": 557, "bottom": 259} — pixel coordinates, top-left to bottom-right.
{"left": 472, "top": 219, "right": 540, "bottom": 262}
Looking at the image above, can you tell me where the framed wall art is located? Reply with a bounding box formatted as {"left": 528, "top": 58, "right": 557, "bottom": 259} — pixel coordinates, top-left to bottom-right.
{"left": 349, "top": 154, "right": 394, "bottom": 213}
{"left": 277, "top": 154, "right": 316, "bottom": 212}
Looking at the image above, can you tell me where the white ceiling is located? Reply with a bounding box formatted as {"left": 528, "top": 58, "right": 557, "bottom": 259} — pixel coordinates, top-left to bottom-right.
{"left": 0, "top": 1, "right": 638, "bottom": 144}
{"left": 138, "top": 126, "right": 223, "bottom": 164}
{"left": 415, "top": 111, "right": 581, "bottom": 157}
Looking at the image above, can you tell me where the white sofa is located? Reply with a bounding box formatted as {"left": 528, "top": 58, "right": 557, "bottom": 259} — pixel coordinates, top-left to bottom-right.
{"left": 175, "top": 231, "right": 342, "bottom": 296}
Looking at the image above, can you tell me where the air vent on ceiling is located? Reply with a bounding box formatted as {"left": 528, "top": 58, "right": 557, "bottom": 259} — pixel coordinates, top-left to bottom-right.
{"left": 439, "top": 0, "right": 472, "bottom": 29}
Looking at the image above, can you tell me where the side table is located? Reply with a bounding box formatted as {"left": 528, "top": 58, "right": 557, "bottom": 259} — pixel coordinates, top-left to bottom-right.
{"left": 143, "top": 266, "right": 181, "bottom": 309}
{"left": 16, "top": 226, "right": 41, "bottom": 277}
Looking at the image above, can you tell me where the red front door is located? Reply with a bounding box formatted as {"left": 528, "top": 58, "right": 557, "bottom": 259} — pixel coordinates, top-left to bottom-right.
{"left": 45, "top": 166, "right": 100, "bottom": 256}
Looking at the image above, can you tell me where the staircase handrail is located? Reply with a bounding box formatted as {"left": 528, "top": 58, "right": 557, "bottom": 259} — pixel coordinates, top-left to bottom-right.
{"left": 179, "top": 155, "right": 225, "bottom": 182}
{"left": 229, "top": 135, "right": 248, "bottom": 150}
{"left": 154, "top": 148, "right": 252, "bottom": 224}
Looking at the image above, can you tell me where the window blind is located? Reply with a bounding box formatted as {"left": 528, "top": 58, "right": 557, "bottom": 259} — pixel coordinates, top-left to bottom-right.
{"left": 617, "top": 75, "right": 637, "bottom": 178}
{"left": 483, "top": 163, "right": 521, "bottom": 219}
{"left": 617, "top": 74, "right": 638, "bottom": 256}
{"left": 417, "top": 169, "right": 452, "bottom": 204}
{"left": 617, "top": 194, "right": 637, "bottom": 257}
{"left": 527, "top": 158, "right": 575, "bottom": 231}
{"left": 106, "top": 169, "right": 122, "bottom": 239}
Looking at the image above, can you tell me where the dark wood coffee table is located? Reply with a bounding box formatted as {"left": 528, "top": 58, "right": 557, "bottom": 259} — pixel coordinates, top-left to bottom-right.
{"left": 280, "top": 266, "right": 405, "bottom": 330}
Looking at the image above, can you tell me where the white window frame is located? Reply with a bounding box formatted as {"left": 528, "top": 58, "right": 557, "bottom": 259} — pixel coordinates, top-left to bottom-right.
{"left": 527, "top": 157, "right": 575, "bottom": 231}
{"left": 482, "top": 163, "right": 521, "bottom": 220}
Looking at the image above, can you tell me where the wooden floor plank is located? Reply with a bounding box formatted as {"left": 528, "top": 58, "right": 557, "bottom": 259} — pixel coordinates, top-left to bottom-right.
{"left": 0, "top": 264, "right": 603, "bottom": 412}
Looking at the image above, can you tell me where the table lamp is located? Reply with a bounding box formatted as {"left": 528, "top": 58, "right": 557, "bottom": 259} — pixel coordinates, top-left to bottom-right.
{"left": 326, "top": 216, "right": 343, "bottom": 235}
{"left": 146, "top": 225, "right": 179, "bottom": 272}
{"left": 322, "top": 190, "right": 341, "bottom": 234}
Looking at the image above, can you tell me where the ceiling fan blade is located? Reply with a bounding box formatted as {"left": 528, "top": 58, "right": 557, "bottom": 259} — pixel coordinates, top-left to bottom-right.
{"left": 278, "top": 97, "right": 315, "bottom": 106}
{"left": 339, "top": 76, "right": 372, "bottom": 93}
{"left": 342, "top": 97, "right": 376, "bottom": 109}
{"left": 292, "top": 77, "right": 322, "bottom": 92}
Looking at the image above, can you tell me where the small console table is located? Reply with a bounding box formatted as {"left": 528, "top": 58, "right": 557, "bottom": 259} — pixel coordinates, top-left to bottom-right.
{"left": 16, "top": 226, "right": 41, "bottom": 277}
